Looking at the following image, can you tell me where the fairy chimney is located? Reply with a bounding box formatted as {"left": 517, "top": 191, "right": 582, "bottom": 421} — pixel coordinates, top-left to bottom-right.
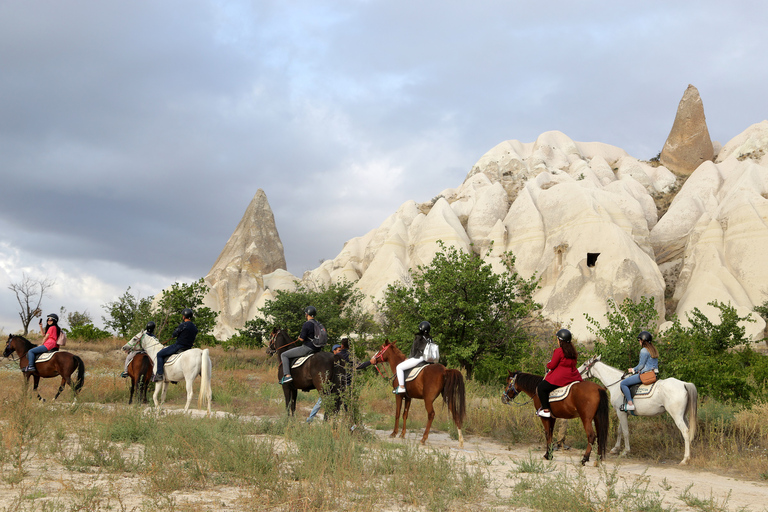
{"left": 659, "top": 84, "right": 714, "bottom": 175}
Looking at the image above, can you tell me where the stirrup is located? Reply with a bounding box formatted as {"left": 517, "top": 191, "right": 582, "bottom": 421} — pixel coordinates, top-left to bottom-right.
{"left": 280, "top": 375, "right": 293, "bottom": 384}
{"left": 23, "top": 365, "right": 36, "bottom": 372}
{"left": 536, "top": 408, "right": 551, "bottom": 418}
{"left": 393, "top": 387, "right": 406, "bottom": 394}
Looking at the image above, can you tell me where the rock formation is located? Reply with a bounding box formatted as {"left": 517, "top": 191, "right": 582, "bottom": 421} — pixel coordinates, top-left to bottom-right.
{"left": 204, "top": 100, "right": 768, "bottom": 345}
{"left": 659, "top": 84, "right": 714, "bottom": 175}
{"left": 203, "top": 189, "right": 296, "bottom": 339}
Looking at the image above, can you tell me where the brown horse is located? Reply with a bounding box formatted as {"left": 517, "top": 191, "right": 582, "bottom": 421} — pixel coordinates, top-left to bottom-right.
{"left": 127, "top": 352, "right": 153, "bottom": 405}
{"left": 267, "top": 329, "right": 346, "bottom": 417}
{"left": 502, "top": 370, "right": 609, "bottom": 465}
{"left": 3, "top": 334, "right": 85, "bottom": 401}
{"left": 371, "top": 341, "right": 466, "bottom": 447}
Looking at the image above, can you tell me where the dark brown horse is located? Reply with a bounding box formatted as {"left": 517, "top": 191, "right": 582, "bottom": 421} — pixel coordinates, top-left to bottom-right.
{"left": 127, "top": 352, "right": 153, "bottom": 404}
{"left": 3, "top": 334, "right": 85, "bottom": 401}
{"left": 371, "top": 341, "right": 466, "bottom": 447}
{"left": 267, "top": 329, "right": 346, "bottom": 417}
{"left": 502, "top": 370, "right": 609, "bottom": 465}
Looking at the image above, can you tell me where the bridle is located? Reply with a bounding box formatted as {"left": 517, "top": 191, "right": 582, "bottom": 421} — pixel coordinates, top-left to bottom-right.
{"left": 580, "top": 356, "right": 625, "bottom": 387}
{"left": 501, "top": 372, "right": 525, "bottom": 405}
{"left": 267, "top": 329, "right": 299, "bottom": 355}
{"left": 369, "top": 344, "right": 393, "bottom": 378}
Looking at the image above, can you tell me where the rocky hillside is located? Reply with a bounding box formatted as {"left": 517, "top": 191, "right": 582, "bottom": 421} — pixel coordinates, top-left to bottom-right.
{"left": 203, "top": 89, "right": 768, "bottom": 344}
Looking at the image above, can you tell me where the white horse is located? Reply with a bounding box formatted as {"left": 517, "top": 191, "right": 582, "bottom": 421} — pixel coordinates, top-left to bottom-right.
{"left": 578, "top": 355, "right": 697, "bottom": 464}
{"left": 136, "top": 334, "right": 212, "bottom": 415}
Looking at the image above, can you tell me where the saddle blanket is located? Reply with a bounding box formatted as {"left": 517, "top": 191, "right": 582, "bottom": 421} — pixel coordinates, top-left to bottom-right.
{"left": 405, "top": 362, "right": 431, "bottom": 382}
{"left": 548, "top": 381, "right": 579, "bottom": 402}
{"left": 165, "top": 352, "right": 184, "bottom": 367}
{"left": 35, "top": 351, "right": 60, "bottom": 364}
{"left": 291, "top": 353, "right": 314, "bottom": 369}
{"left": 631, "top": 381, "right": 657, "bottom": 399}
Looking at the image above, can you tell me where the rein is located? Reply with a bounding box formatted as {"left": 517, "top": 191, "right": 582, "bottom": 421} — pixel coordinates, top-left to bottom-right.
{"left": 370, "top": 344, "right": 393, "bottom": 378}
{"left": 580, "top": 358, "right": 626, "bottom": 387}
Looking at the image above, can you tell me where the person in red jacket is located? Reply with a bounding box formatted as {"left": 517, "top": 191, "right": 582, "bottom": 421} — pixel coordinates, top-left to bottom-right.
{"left": 536, "top": 329, "right": 582, "bottom": 418}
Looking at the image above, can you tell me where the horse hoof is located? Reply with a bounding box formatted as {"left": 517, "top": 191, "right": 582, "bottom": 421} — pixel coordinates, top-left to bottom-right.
{"left": 389, "top": 433, "right": 397, "bottom": 438}
{"left": 610, "top": 448, "right": 620, "bottom": 455}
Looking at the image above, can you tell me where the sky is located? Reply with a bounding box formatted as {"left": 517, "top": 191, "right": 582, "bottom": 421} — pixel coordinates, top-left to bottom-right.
{"left": 1, "top": 1, "right": 766, "bottom": 333}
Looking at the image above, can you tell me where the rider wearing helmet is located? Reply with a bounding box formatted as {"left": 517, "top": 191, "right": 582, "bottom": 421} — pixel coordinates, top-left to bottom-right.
{"left": 620, "top": 331, "right": 659, "bottom": 411}
{"left": 24, "top": 313, "right": 61, "bottom": 373}
{"left": 152, "top": 309, "right": 198, "bottom": 382}
{"left": 121, "top": 321, "right": 158, "bottom": 378}
{"left": 279, "top": 306, "right": 322, "bottom": 384}
{"left": 393, "top": 321, "right": 433, "bottom": 394}
{"left": 535, "top": 328, "right": 582, "bottom": 418}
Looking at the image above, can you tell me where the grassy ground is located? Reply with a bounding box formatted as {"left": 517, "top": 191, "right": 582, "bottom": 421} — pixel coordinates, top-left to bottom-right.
{"left": 0, "top": 338, "right": 766, "bottom": 511}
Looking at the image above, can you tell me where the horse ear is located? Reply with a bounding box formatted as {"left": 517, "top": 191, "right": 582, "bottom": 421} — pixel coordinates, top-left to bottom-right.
{"left": 507, "top": 370, "right": 513, "bottom": 377}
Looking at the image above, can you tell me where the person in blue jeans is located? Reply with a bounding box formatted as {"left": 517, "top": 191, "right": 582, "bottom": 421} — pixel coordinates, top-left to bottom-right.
{"left": 280, "top": 306, "right": 321, "bottom": 384}
{"left": 25, "top": 313, "right": 61, "bottom": 372}
{"left": 152, "top": 308, "right": 197, "bottom": 382}
{"left": 620, "top": 331, "right": 659, "bottom": 411}
{"left": 307, "top": 343, "right": 345, "bottom": 422}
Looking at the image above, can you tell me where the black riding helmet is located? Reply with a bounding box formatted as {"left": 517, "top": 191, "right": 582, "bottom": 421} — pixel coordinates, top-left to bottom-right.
{"left": 556, "top": 329, "right": 572, "bottom": 343}
{"left": 182, "top": 308, "right": 194, "bottom": 319}
{"left": 638, "top": 331, "right": 653, "bottom": 343}
{"left": 418, "top": 321, "right": 431, "bottom": 335}
{"left": 304, "top": 306, "right": 317, "bottom": 317}
{"left": 145, "top": 321, "right": 156, "bottom": 335}
{"left": 47, "top": 313, "right": 59, "bottom": 323}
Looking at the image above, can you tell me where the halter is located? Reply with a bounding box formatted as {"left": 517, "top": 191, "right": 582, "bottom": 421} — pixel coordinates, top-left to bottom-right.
{"left": 370, "top": 344, "right": 393, "bottom": 378}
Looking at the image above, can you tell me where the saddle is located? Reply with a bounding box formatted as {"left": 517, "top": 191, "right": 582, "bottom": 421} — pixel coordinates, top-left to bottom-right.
{"left": 290, "top": 353, "right": 315, "bottom": 369}
{"left": 548, "top": 381, "right": 579, "bottom": 403}
{"left": 404, "top": 361, "right": 431, "bottom": 382}
{"left": 620, "top": 382, "right": 658, "bottom": 412}
{"left": 165, "top": 352, "right": 184, "bottom": 367}
{"left": 35, "top": 349, "right": 60, "bottom": 364}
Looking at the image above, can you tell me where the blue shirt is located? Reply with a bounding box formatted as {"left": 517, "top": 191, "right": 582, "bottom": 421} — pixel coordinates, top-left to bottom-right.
{"left": 633, "top": 347, "right": 659, "bottom": 373}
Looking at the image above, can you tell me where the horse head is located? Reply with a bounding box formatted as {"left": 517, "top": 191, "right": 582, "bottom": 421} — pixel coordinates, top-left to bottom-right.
{"left": 3, "top": 334, "right": 15, "bottom": 358}
{"left": 371, "top": 340, "right": 393, "bottom": 364}
{"left": 501, "top": 370, "right": 521, "bottom": 404}
{"left": 578, "top": 355, "right": 602, "bottom": 379}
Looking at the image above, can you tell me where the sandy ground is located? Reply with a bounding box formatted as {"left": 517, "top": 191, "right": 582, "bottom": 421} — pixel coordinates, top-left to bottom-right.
{"left": 1, "top": 405, "right": 766, "bottom": 511}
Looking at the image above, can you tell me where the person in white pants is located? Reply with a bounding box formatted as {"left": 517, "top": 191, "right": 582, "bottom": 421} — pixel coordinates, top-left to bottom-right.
{"left": 394, "top": 321, "right": 432, "bottom": 394}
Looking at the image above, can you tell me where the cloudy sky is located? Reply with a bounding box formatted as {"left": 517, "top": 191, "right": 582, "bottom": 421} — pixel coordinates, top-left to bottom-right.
{"left": 1, "top": 1, "right": 766, "bottom": 333}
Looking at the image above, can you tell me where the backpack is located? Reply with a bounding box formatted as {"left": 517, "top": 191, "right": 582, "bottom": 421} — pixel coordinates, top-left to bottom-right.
{"left": 57, "top": 330, "right": 67, "bottom": 347}
{"left": 310, "top": 319, "right": 328, "bottom": 348}
{"left": 423, "top": 338, "right": 439, "bottom": 363}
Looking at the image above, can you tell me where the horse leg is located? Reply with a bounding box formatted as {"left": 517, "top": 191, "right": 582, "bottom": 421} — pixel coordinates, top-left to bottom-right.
{"left": 53, "top": 376, "right": 68, "bottom": 400}
{"left": 578, "top": 414, "right": 596, "bottom": 466}
{"left": 669, "top": 409, "right": 692, "bottom": 465}
{"left": 541, "top": 418, "right": 555, "bottom": 460}
{"left": 420, "top": 396, "right": 436, "bottom": 445}
{"left": 390, "top": 394, "right": 403, "bottom": 438}
{"left": 400, "top": 398, "right": 412, "bottom": 439}
{"left": 291, "top": 389, "right": 298, "bottom": 416}
{"left": 613, "top": 410, "right": 630, "bottom": 456}
{"left": 33, "top": 376, "right": 44, "bottom": 402}
{"left": 183, "top": 375, "right": 195, "bottom": 412}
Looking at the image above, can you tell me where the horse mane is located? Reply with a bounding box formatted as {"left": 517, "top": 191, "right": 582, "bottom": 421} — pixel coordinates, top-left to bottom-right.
{"left": 515, "top": 372, "right": 544, "bottom": 392}
{"left": 11, "top": 335, "right": 36, "bottom": 349}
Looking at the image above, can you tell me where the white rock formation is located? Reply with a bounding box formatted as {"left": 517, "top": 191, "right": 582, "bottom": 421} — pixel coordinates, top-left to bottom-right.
{"left": 206, "top": 124, "right": 768, "bottom": 346}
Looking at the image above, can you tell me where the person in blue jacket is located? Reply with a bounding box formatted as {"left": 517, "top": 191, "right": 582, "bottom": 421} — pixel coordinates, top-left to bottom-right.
{"left": 619, "top": 331, "right": 659, "bottom": 410}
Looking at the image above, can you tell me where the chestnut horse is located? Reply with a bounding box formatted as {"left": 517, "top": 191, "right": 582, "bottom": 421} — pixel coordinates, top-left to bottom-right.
{"left": 267, "top": 329, "right": 346, "bottom": 417}
{"left": 371, "top": 341, "right": 465, "bottom": 447}
{"left": 127, "top": 352, "right": 153, "bottom": 405}
{"left": 3, "top": 334, "right": 85, "bottom": 401}
{"left": 502, "top": 370, "right": 609, "bottom": 465}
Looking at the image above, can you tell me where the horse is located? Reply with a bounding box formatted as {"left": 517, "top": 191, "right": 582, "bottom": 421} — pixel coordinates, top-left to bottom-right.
{"left": 127, "top": 352, "right": 153, "bottom": 405}
{"left": 502, "top": 370, "right": 609, "bottom": 465}
{"left": 3, "top": 334, "right": 85, "bottom": 401}
{"left": 578, "top": 355, "right": 698, "bottom": 464}
{"left": 370, "top": 341, "right": 466, "bottom": 448}
{"left": 133, "top": 333, "right": 212, "bottom": 414}
{"left": 267, "top": 329, "right": 346, "bottom": 418}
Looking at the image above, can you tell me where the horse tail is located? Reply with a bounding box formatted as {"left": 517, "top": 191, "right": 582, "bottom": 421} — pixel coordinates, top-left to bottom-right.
{"left": 595, "top": 387, "right": 610, "bottom": 460}
{"left": 685, "top": 382, "right": 698, "bottom": 441}
{"left": 198, "top": 348, "right": 212, "bottom": 411}
{"left": 73, "top": 355, "right": 86, "bottom": 392}
{"left": 442, "top": 369, "right": 466, "bottom": 429}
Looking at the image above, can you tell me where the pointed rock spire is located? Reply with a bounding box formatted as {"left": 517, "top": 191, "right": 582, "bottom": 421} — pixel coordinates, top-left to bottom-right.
{"left": 209, "top": 189, "right": 287, "bottom": 277}
{"left": 660, "top": 84, "right": 714, "bottom": 175}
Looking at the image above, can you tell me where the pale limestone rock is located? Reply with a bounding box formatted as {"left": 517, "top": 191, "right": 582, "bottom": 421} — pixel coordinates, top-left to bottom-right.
{"left": 715, "top": 120, "right": 768, "bottom": 165}
{"left": 660, "top": 85, "right": 714, "bottom": 175}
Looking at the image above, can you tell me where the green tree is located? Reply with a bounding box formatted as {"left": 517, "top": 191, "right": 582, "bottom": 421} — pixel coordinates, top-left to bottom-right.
{"left": 154, "top": 279, "right": 218, "bottom": 345}
{"left": 251, "top": 280, "right": 374, "bottom": 349}
{"left": 101, "top": 287, "right": 153, "bottom": 337}
{"left": 585, "top": 296, "right": 660, "bottom": 369}
{"left": 379, "top": 241, "right": 541, "bottom": 382}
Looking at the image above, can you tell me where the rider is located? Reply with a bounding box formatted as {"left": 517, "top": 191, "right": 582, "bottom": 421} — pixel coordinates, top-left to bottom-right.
{"left": 536, "top": 328, "right": 582, "bottom": 418}
{"left": 620, "top": 331, "right": 659, "bottom": 411}
{"left": 393, "top": 321, "right": 432, "bottom": 394}
{"left": 121, "top": 321, "right": 157, "bottom": 378}
{"left": 279, "top": 306, "right": 322, "bottom": 384}
{"left": 152, "top": 309, "right": 198, "bottom": 382}
{"left": 25, "top": 313, "right": 61, "bottom": 372}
